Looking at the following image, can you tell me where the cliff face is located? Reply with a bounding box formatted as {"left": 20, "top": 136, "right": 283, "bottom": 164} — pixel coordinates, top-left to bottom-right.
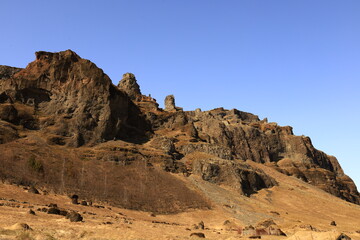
{"left": 0, "top": 50, "right": 358, "bottom": 213}
{"left": 0, "top": 50, "right": 150, "bottom": 146}
{"left": 149, "top": 108, "right": 359, "bottom": 204}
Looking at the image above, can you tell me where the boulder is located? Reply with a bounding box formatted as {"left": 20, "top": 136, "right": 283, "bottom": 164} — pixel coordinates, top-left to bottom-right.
{"left": 190, "top": 232, "right": 205, "bottom": 238}
{"left": 47, "top": 207, "right": 60, "bottom": 215}
{"left": 71, "top": 194, "right": 79, "bottom": 204}
{"left": 28, "top": 209, "right": 36, "bottom": 215}
{"left": 66, "top": 211, "right": 83, "bottom": 222}
{"left": 336, "top": 233, "right": 351, "bottom": 240}
{"left": 28, "top": 186, "right": 39, "bottom": 194}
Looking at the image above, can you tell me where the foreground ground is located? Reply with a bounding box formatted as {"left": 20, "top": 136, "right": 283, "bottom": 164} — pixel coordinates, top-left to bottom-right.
{"left": 0, "top": 160, "right": 360, "bottom": 240}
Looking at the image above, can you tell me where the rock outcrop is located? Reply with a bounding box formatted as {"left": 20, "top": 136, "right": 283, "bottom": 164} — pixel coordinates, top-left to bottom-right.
{"left": 164, "top": 95, "right": 176, "bottom": 111}
{"left": 0, "top": 49, "right": 358, "bottom": 211}
{"left": 151, "top": 106, "right": 359, "bottom": 203}
{"left": 0, "top": 50, "right": 150, "bottom": 146}
{"left": 0, "top": 65, "right": 22, "bottom": 80}
{"left": 117, "top": 73, "right": 142, "bottom": 101}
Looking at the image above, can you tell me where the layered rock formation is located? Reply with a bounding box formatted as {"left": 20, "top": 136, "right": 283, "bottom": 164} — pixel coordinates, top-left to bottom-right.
{"left": 0, "top": 50, "right": 358, "bottom": 212}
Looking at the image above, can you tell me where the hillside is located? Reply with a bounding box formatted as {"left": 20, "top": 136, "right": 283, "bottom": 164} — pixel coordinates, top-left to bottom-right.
{"left": 0, "top": 50, "right": 359, "bottom": 239}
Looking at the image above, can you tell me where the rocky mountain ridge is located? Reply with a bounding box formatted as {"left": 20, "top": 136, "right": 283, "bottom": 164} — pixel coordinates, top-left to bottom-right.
{"left": 0, "top": 50, "right": 358, "bottom": 214}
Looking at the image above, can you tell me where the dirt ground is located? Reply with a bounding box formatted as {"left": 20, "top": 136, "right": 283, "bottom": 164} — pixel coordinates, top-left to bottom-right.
{"left": 1, "top": 161, "right": 360, "bottom": 240}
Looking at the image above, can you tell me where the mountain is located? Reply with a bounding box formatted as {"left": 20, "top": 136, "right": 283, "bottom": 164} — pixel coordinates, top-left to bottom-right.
{"left": 0, "top": 50, "right": 359, "bottom": 239}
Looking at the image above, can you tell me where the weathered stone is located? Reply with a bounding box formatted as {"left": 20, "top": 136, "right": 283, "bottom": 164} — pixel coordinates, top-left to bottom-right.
{"left": 71, "top": 194, "right": 79, "bottom": 204}
{"left": 0, "top": 65, "right": 22, "bottom": 80}
{"left": 117, "top": 73, "right": 141, "bottom": 100}
{"left": 164, "top": 95, "right": 176, "bottom": 111}
{"left": 190, "top": 232, "right": 205, "bottom": 238}
{"left": 66, "top": 211, "right": 83, "bottom": 222}
{"left": 28, "top": 186, "right": 39, "bottom": 194}
{"left": 47, "top": 207, "right": 60, "bottom": 215}
{"left": 336, "top": 233, "right": 351, "bottom": 240}
{"left": 0, "top": 50, "right": 150, "bottom": 146}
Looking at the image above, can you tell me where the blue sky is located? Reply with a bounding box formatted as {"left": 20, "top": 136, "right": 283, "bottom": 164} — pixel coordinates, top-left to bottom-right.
{"left": 1, "top": 1, "right": 359, "bottom": 188}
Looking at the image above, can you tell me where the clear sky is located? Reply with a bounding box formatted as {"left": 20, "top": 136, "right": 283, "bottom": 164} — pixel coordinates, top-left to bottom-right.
{"left": 1, "top": 1, "right": 359, "bottom": 188}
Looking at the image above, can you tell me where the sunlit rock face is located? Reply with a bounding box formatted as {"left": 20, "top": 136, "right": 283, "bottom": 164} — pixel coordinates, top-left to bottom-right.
{"left": 0, "top": 50, "right": 358, "bottom": 213}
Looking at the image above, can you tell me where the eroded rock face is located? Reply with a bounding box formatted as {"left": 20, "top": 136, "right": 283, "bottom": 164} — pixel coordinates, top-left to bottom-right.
{"left": 0, "top": 50, "right": 150, "bottom": 146}
{"left": 164, "top": 95, "right": 176, "bottom": 111}
{"left": 191, "top": 157, "right": 277, "bottom": 195}
{"left": 154, "top": 107, "right": 359, "bottom": 204}
{"left": 117, "top": 73, "right": 141, "bottom": 101}
{"left": 0, "top": 65, "right": 22, "bottom": 80}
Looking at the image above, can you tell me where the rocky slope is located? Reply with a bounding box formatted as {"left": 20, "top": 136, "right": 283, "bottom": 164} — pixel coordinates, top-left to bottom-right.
{"left": 0, "top": 50, "right": 358, "bottom": 217}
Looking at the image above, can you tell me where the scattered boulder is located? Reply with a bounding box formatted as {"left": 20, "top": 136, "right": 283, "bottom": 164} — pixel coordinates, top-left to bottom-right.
{"left": 336, "top": 233, "right": 351, "bottom": 240}
{"left": 59, "top": 210, "right": 68, "bottom": 216}
{"left": 190, "top": 232, "right": 205, "bottom": 238}
{"left": 71, "top": 195, "right": 79, "bottom": 204}
{"left": 198, "top": 221, "right": 205, "bottom": 230}
{"left": 330, "top": 220, "right": 337, "bottom": 226}
{"left": 47, "top": 207, "right": 60, "bottom": 215}
{"left": 28, "top": 186, "right": 39, "bottom": 194}
{"left": 241, "top": 219, "right": 286, "bottom": 237}
{"left": 28, "top": 209, "right": 35, "bottom": 215}
{"left": 80, "top": 200, "right": 88, "bottom": 206}
{"left": 40, "top": 208, "right": 48, "bottom": 212}
{"left": 66, "top": 211, "right": 83, "bottom": 222}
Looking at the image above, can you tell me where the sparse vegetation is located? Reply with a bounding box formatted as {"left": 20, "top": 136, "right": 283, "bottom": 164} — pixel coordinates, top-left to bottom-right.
{"left": 27, "top": 156, "right": 44, "bottom": 173}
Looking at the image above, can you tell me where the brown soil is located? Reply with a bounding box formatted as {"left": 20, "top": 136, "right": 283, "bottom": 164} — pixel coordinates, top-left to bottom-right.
{"left": 0, "top": 159, "right": 360, "bottom": 240}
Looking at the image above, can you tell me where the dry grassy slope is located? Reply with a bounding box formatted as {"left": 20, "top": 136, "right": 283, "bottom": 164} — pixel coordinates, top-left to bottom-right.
{"left": 0, "top": 131, "right": 211, "bottom": 214}
{"left": 0, "top": 159, "right": 360, "bottom": 240}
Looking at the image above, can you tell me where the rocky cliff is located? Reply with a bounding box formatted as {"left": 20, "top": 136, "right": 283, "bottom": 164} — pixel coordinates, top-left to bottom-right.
{"left": 0, "top": 50, "right": 358, "bottom": 213}
{"left": 0, "top": 50, "right": 150, "bottom": 146}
